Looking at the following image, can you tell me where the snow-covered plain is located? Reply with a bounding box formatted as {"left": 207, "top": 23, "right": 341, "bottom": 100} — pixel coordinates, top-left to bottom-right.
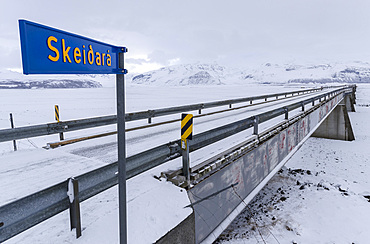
{"left": 0, "top": 82, "right": 369, "bottom": 244}
{"left": 216, "top": 84, "right": 370, "bottom": 244}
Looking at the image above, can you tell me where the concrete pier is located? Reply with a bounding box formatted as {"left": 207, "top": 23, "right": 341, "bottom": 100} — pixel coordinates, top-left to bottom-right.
{"left": 312, "top": 96, "right": 355, "bottom": 141}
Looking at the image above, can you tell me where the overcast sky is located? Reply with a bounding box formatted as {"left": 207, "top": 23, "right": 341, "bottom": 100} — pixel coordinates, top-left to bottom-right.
{"left": 1, "top": 0, "right": 370, "bottom": 73}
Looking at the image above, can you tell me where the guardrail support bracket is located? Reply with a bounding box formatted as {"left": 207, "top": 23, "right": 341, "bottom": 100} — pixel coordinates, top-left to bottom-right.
{"left": 284, "top": 108, "right": 289, "bottom": 120}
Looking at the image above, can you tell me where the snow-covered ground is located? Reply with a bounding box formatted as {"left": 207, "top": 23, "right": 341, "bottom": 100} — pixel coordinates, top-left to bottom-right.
{"left": 216, "top": 84, "right": 370, "bottom": 243}
{"left": 1, "top": 82, "right": 369, "bottom": 244}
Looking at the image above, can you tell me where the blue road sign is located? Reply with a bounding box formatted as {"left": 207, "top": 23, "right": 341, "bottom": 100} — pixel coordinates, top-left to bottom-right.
{"left": 19, "top": 20, "right": 127, "bottom": 74}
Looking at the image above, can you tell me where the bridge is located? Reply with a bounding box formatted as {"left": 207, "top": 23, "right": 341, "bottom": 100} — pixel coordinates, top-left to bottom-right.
{"left": 0, "top": 85, "right": 356, "bottom": 243}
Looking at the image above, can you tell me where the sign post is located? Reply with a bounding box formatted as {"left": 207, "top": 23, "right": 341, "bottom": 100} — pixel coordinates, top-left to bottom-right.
{"left": 19, "top": 19, "right": 128, "bottom": 244}
{"left": 117, "top": 50, "right": 127, "bottom": 243}
{"left": 54, "top": 105, "right": 64, "bottom": 140}
{"left": 181, "top": 113, "right": 193, "bottom": 182}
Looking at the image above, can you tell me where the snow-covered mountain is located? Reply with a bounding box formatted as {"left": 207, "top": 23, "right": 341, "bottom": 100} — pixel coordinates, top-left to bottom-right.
{"left": 130, "top": 62, "right": 370, "bottom": 86}
{"left": 0, "top": 69, "right": 110, "bottom": 89}
{"left": 131, "top": 63, "right": 235, "bottom": 86}
{"left": 0, "top": 79, "right": 102, "bottom": 89}
{"left": 2, "top": 62, "right": 370, "bottom": 88}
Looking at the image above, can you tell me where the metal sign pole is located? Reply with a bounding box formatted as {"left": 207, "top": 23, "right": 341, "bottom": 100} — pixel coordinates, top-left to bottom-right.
{"left": 117, "top": 50, "right": 127, "bottom": 244}
{"left": 182, "top": 139, "right": 190, "bottom": 181}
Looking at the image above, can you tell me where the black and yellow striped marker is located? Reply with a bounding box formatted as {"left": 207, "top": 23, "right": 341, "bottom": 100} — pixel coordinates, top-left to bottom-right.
{"left": 55, "top": 105, "right": 60, "bottom": 122}
{"left": 181, "top": 113, "right": 193, "bottom": 140}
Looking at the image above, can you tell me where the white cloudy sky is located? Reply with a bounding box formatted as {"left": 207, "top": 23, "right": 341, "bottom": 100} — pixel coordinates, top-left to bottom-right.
{"left": 1, "top": 0, "right": 370, "bottom": 73}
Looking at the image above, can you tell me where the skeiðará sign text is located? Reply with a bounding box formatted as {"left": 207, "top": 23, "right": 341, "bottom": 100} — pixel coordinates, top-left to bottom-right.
{"left": 19, "top": 19, "right": 126, "bottom": 75}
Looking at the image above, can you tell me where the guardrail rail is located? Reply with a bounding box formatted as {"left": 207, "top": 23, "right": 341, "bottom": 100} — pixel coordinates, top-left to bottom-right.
{"left": 0, "top": 87, "right": 327, "bottom": 143}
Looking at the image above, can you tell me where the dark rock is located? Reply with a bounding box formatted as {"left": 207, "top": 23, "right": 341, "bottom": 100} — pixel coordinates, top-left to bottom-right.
{"left": 338, "top": 187, "right": 347, "bottom": 192}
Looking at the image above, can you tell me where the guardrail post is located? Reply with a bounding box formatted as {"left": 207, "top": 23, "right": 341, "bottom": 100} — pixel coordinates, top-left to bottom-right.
{"left": 253, "top": 116, "right": 259, "bottom": 135}
{"left": 148, "top": 117, "right": 152, "bottom": 124}
{"left": 67, "top": 178, "right": 82, "bottom": 238}
{"left": 301, "top": 102, "right": 305, "bottom": 112}
{"left": 312, "top": 100, "right": 315, "bottom": 106}
{"left": 198, "top": 109, "right": 202, "bottom": 114}
{"left": 9, "top": 113, "right": 17, "bottom": 151}
{"left": 250, "top": 100, "right": 252, "bottom": 104}
{"left": 229, "top": 104, "right": 232, "bottom": 108}
{"left": 284, "top": 108, "right": 289, "bottom": 120}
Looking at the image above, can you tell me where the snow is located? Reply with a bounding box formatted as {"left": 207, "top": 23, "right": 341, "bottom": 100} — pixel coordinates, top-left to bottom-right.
{"left": 0, "top": 80, "right": 369, "bottom": 243}
{"left": 0, "top": 68, "right": 115, "bottom": 87}
{"left": 215, "top": 84, "right": 370, "bottom": 243}
{"left": 1, "top": 61, "right": 370, "bottom": 89}
{"left": 130, "top": 62, "right": 370, "bottom": 86}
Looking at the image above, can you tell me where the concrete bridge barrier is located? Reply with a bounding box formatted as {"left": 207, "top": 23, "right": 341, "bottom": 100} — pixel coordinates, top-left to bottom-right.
{"left": 157, "top": 89, "right": 356, "bottom": 244}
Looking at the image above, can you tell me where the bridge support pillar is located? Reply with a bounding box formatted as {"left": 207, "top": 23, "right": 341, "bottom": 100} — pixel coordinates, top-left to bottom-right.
{"left": 342, "top": 94, "right": 356, "bottom": 112}
{"left": 312, "top": 104, "right": 355, "bottom": 141}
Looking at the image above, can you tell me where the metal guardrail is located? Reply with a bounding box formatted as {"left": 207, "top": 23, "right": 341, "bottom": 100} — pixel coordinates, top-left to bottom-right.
{"left": 0, "top": 85, "right": 356, "bottom": 242}
{"left": 0, "top": 87, "right": 325, "bottom": 143}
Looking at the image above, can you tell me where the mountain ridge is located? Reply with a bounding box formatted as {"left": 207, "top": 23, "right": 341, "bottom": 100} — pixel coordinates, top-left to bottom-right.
{"left": 0, "top": 79, "right": 102, "bottom": 89}
{"left": 130, "top": 62, "right": 370, "bottom": 86}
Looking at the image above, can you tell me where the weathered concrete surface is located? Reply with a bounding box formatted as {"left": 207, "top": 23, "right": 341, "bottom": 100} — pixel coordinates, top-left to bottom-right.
{"left": 156, "top": 91, "right": 357, "bottom": 244}
{"left": 312, "top": 104, "right": 355, "bottom": 141}
{"left": 155, "top": 213, "right": 195, "bottom": 244}
{"left": 343, "top": 94, "right": 356, "bottom": 112}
